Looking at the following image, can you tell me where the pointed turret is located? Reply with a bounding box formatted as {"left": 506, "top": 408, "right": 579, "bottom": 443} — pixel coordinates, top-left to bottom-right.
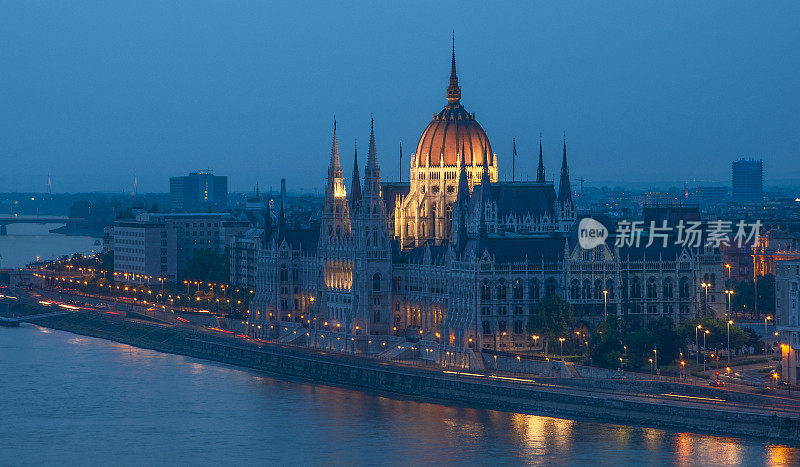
{"left": 262, "top": 201, "right": 272, "bottom": 248}
{"left": 277, "top": 196, "right": 287, "bottom": 243}
{"left": 350, "top": 141, "right": 362, "bottom": 213}
{"left": 480, "top": 141, "right": 491, "bottom": 194}
{"left": 446, "top": 32, "right": 461, "bottom": 104}
{"left": 326, "top": 118, "right": 346, "bottom": 198}
{"left": 558, "top": 134, "right": 572, "bottom": 207}
{"left": 456, "top": 141, "right": 471, "bottom": 205}
{"left": 478, "top": 196, "right": 488, "bottom": 255}
{"left": 537, "top": 134, "right": 546, "bottom": 183}
{"left": 329, "top": 119, "right": 342, "bottom": 171}
{"left": 364, "top": 116, "right": 381, "bottom": 196}
{"left": 320, "top": 119, "right": 350, "bottom": 240}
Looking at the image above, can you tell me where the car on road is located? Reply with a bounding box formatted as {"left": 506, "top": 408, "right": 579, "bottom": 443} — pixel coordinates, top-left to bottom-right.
{"left": 709, "top": 379, "right": 725, "bottom": 387}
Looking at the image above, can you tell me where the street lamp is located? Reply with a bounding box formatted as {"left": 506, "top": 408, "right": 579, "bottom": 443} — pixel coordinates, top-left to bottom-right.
{"left": 558, "top": 337, "right": 565, "bottom": 362}
{"left": 727, "top": 320, "right": 733, "bottom": 365}
{"left": 649, "top": 358, "right": 653, "bottom": 375}
{"left": 724, "top": 289, "right": 734, "bottom": 319}
{"left": 765, "top": 316, "right": 772, "bottom": 354}
{"left": 653, "top": 347, "right": 658, "bottom": 375}
{"left": 695, "top": 325, "right": 702, "bottom": 367}
{"left": 603, "top": 290, "right": 609, "bottom": 319}
{"left": 703, "top": 330, "right": 710, "bottom": 372}
{"left": 701, "top": 282, "right": 710, "bottom": 315}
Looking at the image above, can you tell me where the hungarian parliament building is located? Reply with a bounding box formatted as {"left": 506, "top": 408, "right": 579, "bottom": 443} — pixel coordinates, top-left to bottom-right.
{"left": 234, "top": 46, "right": 724, "bottom": 362}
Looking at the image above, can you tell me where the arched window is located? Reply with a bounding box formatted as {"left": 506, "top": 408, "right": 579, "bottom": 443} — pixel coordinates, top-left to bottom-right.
{"left": 496, "top": 280, "right": 507, "bottom": 300}
{"left": 631, "top": 277, "right": 641, "bottom": 299}
{"left": 545, "top": 278, "right": 557, "bottom": 299}
{"left": 663, "top": 277, "right": 674, "bottom": 299}
{"left": 481, "top": 280, "right": 491, "bottom": 301}
{"left": 528, "top": 279, "right": 540, "bottom": 300}
{"left": 647, "top": 277, "right": 657, "bottom": 299}
{"left": 570, "top": 280, "right": 580, "bottom": 300}
{"left": 372, "top": 273, "right": 382, "bottom": 292}
{"left": 512, "top": 279, "right": 523, "bottom": 300}
{"left": 280, "top": 265, "right": 288, "bottom": 282}
{"left": 292, "top": 268, "right": 298, "bottom": 282}
{"left": 582, "top": 280, "right": 591, "bottom": 300}
{"left": 606, "top": 279, "right": 615, "bottom": 299}
{"left": 594, "top": 279, "right": 603, "bottom": 300}
{"left": 679, "top": 276, "right": 690, "bottom": 298}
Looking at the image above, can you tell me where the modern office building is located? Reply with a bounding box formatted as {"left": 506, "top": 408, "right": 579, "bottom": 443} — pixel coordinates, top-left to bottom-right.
{"left": 732, "top": 159, "right": 763, "bottom": 204}
{"left": 776, "top": 259, "right": 800, "bottom": 384}
{"left": 111, "top": 218, "right": 178, "bottom": 285}
{"left": 169, "top": 171, "right": 228, "bottom": 212}
{"left": 111, "top": 212, "right": 249, "bottom": 283}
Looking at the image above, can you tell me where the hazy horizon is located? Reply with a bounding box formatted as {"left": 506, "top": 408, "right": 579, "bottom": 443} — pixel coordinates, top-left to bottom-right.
{"left": 2, "top": 1, "right": 799, "bottom": 193}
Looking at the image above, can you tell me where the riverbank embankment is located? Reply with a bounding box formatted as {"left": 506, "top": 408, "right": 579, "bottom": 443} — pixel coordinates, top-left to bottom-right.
{"left": 10, "top": 305, "right": 800, "bottom": 443}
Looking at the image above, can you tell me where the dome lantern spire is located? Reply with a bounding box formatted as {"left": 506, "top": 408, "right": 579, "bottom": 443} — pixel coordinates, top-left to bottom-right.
{"left": 446, "top": 32, "right": 461, "bottom": 105}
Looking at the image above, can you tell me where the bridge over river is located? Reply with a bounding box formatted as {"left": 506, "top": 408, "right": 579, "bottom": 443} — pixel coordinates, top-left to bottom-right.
{"left": 0, "top": 215, "right": 83, "bottom": 235}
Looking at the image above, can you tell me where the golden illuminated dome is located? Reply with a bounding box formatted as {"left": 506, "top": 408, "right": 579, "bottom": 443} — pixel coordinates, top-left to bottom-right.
{"left": 414, "top": 43, "right": 493, "bottom": 168}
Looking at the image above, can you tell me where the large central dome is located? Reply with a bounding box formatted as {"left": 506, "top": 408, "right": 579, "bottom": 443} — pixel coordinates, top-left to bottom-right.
{"left": 414, "top": 46, "right": 493, "bottom": 168}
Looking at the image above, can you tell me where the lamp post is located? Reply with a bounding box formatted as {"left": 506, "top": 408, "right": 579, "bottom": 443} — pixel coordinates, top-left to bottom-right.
{"left": 727, "top": 319, "right": 733, "bottom": 365}
{"left": 653, "top": 347, "right": 658, "bottom": 375}
{"left": 765, "top": 316, "right": 772, "bottom": 354}
{"left": 701, "top": 282, "right": 710, "bottom": 315}
{"left": 703, "top": 330, "right": 709, "bottom": 372}
{"left": 558, "top": 337, "right": 565, "bottom": 362}
{"left": 649, "top": 358, "right": 653, "bottom": 375}
{"left": 603, "top": 290, "right": 609, "bottom": 320}
{"left": 724, "top": 289, "right": 733, "bottom": 319}
{"left": 695, "top": 325, "right": 702, "bottom": 367}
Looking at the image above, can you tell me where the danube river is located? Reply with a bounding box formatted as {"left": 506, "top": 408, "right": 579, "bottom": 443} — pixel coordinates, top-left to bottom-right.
{"left": 0, "top": 223, "right": 98, "bottom": 269}
{"left": 2, "top": 326, "right": 798, "bottom": 466}
{"left": 2, "top": 225, "right": 798, "bottom": 465}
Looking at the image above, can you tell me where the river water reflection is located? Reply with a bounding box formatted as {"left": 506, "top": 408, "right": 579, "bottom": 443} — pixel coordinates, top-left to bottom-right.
{"left": 1, "top": 325, "right": 798, "bottom": 466}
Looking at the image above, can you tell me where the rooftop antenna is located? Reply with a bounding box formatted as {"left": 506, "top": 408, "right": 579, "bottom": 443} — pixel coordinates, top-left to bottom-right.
{"left": 575, "top": 176, "right": 586, "bottom": 194}
{"left": 512, "top": 138, "right": 517, "bottom": 182}
{"left": 47, "top": 172, "right": 52, "bottom": 194}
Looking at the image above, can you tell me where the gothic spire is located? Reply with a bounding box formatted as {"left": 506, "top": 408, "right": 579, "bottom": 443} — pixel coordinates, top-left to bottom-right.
{"left": 478, "top": 195, "right": 488, "bottom": 254}
{"left": 277, "top": 196, "right": 287, "bottom": 243}
{"left": 456, "top": 140, "right": 470, "bottom": 205}
{"left": 329, "top": 118, "right": 341, "bottom": 170}
{"left": 537, "top": 134, "right": 546, "bottom": 183}
{"left": 558, "top": 133, "right": 572, "bottom": 206}
{"left": 262, "top": 200, "right": 272, "bottom": 248}
{"left": 446, "top": 32, "right": 461, "bottom": 104}
{"left": 480, "top": 141, "right": 490, "bottom": 193}
{"left": 350, "top": 141, "right": 362, "bottom": 212}
{"left": 364, "top": 116, "right": 381, "bottom": 196}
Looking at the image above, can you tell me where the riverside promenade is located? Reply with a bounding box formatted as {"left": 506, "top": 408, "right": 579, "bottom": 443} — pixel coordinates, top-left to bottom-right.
{"left": 4, "top": 292, "right": 800, "bottom": 444}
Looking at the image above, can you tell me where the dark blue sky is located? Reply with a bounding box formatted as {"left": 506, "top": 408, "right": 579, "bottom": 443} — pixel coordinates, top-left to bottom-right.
{"left": 1, "top": 1, "right": 798, "bottom": 193}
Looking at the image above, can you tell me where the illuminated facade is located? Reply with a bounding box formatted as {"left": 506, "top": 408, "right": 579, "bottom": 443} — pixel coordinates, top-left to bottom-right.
{"left": 245, "top": 46, "right": 720, "bottom": 366}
